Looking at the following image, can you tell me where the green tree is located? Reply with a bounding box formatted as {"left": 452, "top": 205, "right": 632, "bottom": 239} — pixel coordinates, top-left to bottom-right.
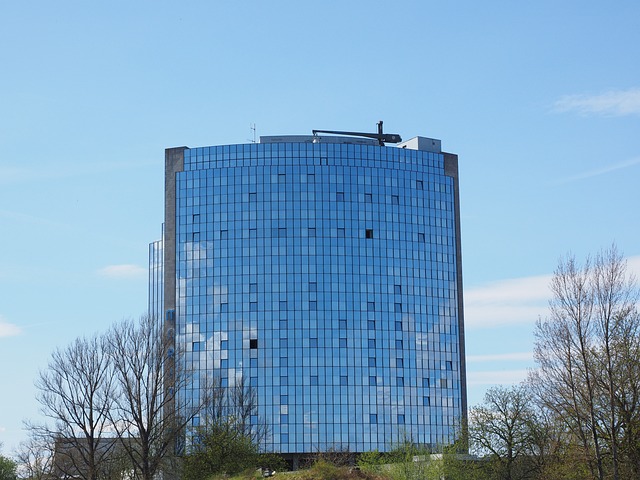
{"left": 357, "top": 449, "right": 384, "bottom": 474}
{"left": 182, "top": 376, "right": 267, "bottom": 480}
{"left": 0, "top": 444, "right": 17, "bottom": 480}
{"left": 440, "top": 435, "right": 490, "bottom": 480}
{"left": 385, "top": 435, "right": 442, "bottom": 480}
{"left": 468, "top": 385, "right": 540, "bottom": 480}
{"left": 182, "top": 423, "right": 258, "bottom": 479}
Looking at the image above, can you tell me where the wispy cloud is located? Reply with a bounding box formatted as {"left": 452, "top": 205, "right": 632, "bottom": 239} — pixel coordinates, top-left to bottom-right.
{"left": 98, "top": 264, "right": 147, "bottom": 279}
{"left": 465, "top": 274, "right": 551, "bottom": 328}
{"left": 553, "top": 88, "right": 640, "bottom": 116}
{"left": 559, "top": 157, "right": 640, "bottom": 183}
{"left": 467, "top": 369, "right": 530, "bottom": 387}
{"left": 0, "top": 209, "right": 69, "bottom": 229}
{"left": 0, "top": 315, "right": 21, "bottom": 338}
{"left": 0, "top": 160, "right": 157, "bottom": 186}
{"left": 467, "top": 352, "right": 534, "bottom": 363}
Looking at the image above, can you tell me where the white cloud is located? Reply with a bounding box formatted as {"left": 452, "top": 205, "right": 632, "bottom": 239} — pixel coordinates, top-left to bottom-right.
{"left": 0, "top": 315, "right": 21, "bottom": 338}
{"left": 467, "top": 352, "right": 534, "bottom": 363}
{"left": 464, "top": 274, "right": 551, "bottom": 328}
{"left": 466, "top": 274, "right": 552, "bottom": 304}
{"left": 98, "top": 264, "right": 147, "bottom": 279}
{"left": 467, "top": 369, "right": 530, "bottom": 387}
{"left": 465, "top": 255, "right": 640, "bottom": 330}
{"left": 553, "top": 88, "right": 640, "bottom": 116}
{"left": 626, "top": 255, "right": 640, "bottom": 278}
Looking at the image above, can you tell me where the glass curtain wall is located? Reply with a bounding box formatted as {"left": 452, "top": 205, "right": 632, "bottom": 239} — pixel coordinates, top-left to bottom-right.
{"left": 171, "top": 141, "right": 462, "bottom": 454}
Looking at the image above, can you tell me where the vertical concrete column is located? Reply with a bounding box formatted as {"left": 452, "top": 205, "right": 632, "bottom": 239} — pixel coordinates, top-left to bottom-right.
{"left": 444, "top": 152, "right": 468, "bottom": 427}
{"left": 163, "top": 147, "right": 186, "bottom": 466}
{"left": 164, "top": 147, "right": 186, "bottom": 321}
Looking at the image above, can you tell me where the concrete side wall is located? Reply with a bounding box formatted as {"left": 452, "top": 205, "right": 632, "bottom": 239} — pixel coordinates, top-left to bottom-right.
{"left": 444, "top": 152, "right": 468, "bottom": 425}
{"left": 164, "top": 147, "right": 186, "bottom": 321}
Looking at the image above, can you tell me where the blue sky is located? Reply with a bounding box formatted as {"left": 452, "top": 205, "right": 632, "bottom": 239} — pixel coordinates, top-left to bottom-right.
{"left": 2, "top": 0, "right": 640, "bottom": 454}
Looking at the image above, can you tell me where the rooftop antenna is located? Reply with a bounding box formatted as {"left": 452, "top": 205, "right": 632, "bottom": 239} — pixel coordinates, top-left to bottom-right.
{"left": 312, "top": 121, "right": 402, "bottom": 146}
{"left": 248, "top": 123, "right": 257, "bottom": 143}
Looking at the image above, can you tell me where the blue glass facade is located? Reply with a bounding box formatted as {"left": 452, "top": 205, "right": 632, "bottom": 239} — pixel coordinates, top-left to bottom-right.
{"left": 156, "top": 136, "right": 466, "bottom": 456}
{"left": 148, "top": 236, "right": 163, "bottom": 319}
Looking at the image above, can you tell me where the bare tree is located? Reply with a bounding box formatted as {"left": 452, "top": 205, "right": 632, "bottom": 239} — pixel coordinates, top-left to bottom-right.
{"left": 228, "top": 375, "right": 268, "bottom": 445}
{"left": 14, "top": 430, "right": 54, "bottom": 480}
{"left": 591, "top": 246, "right": 640, "bottom": 480}
{"left": 611, "top": 324, "right": 640, "bottom": 478}
{"left": 106, "top": 314, "right": 198, "bottom": 480}
{"left": 32, "top": 335, "right": 114, "bottom": 480}
{"left": 532, "top": 246, "right": 640, "bottom": 480}
{"left": 532, "top": 254, "right": 604, "bottom": 480}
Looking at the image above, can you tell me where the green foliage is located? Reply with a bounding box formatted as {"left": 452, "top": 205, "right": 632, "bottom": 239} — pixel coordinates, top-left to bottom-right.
{"left": 311, "top": 445, "right": 355, "bottom": 468}
{"left": 387, "top": 437, "right": 429, "bottom": 463}
{"left": 256, "top": 453, "right": 287, "bottom": 473}
{"left": 182, "top": 374, "right": 270, "bottom": 480}
{"left": 357, "top": 450, "right": 384, "bottom": 473}
{"left": 182, "top": 424, "right": 259, "bottom": 480}
{"left": 303, "top": 459, "right": 342, "bottom": 480}
{"left": 384, "top": 438, "right": 442, "bottom": 480}
{"left": 468, "top": 385, "right": 546, "bottom": 479}
{"left": 439, "top": 438, "right": 488, "bottom": 480}
{"left": 387, "top": 458, "right": 441, "bottom": 480}
{"left": 0, "top": 455, "right": 17, "bottom": 480}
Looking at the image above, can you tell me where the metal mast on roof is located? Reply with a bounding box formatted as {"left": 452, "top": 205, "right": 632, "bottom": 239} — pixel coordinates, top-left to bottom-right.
{"left": 312, "top": 121, "right": 402, "bottom": 146}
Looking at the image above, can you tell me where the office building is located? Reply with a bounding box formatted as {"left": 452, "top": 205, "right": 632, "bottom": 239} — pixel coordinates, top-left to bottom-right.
{"left": 151, "top": 127, "right": 466, "bottom": 460}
